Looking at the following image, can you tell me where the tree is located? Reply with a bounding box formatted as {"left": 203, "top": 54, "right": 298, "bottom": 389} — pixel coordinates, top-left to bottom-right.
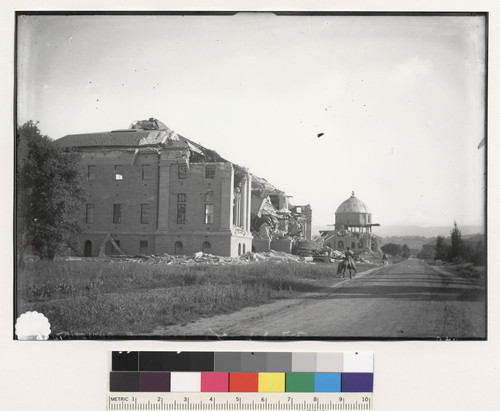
{"left": 434, "top": 235, "right": 449, "bottom": 261}
{"left": 17, "top": 121, "right": 85, "bottom": 260}
{"left": 448, "top": 221, "right": 465, "bottom": 262}
{"left": 401, "top": 244, "right": 411, "bottom": 259}
{"left": 381, "top": 243, "right": 402, "bottom": 256}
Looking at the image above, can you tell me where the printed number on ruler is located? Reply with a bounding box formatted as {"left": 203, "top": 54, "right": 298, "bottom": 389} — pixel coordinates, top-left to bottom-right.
{"left": 107, "top": 392, "right": 373, "bottom": 410}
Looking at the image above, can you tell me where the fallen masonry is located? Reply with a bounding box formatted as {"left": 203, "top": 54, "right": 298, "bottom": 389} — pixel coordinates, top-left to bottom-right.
{"left": 63, "top": 249, "right": 383, "bottom": 267}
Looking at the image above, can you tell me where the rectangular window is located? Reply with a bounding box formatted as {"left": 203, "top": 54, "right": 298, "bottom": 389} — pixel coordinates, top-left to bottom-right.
{"left": 177, "top": 193, "right": 186, "bottom": 224}
{"left": 142, "top": 164, "right": 151, "bottom": 180}
{"left": 113, "top": 204, "right": 122, "bottom": 224}
{"left": 141, "top": 204, "right": 150, "bottom": 224}
{"left": 85, "top": 204, "right": 94, "bottom": 223}
{"left": 178, "top": 164, "right": 187, "bottom": 179}
{"left": 139, "top": 240, "right": 148, "bottom": 254}
{"left": 204, "top": 204, "right": 214, "bottom": 224}
{"left": 177, "top": 204, "right": 186, "bottom": 224}
{"left": 115, "top": 165, "right": 123, "bottom": 180}
{"left": 87, "top": 165, "right": 96, "bottom": 181}
{"left": 205, "top": 164, "right": 216, "bottom": 179}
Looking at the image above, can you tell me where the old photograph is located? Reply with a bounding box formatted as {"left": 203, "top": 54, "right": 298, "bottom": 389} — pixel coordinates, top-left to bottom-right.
{"left": 15, "top": 12, "right": 486, "bottom": 339}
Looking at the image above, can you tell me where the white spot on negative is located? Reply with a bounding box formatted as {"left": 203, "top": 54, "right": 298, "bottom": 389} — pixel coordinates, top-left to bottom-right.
{"left": 15, "top": 311, "right": 51, "bottom": 341}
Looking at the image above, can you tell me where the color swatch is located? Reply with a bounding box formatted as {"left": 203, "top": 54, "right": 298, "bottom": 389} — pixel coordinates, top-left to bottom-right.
{"left": 110, "top": 351, "right": 373, "bottom": 393}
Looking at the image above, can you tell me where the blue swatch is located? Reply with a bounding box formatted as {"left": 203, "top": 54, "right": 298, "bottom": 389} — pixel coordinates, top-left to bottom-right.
{"left": 315, "top": 373, "right": 341, "bottom": 392}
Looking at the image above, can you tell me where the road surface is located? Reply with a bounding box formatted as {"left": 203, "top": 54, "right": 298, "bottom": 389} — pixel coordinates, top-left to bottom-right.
{"left": 153, "top": 258, "right": 486, "bottom": 339}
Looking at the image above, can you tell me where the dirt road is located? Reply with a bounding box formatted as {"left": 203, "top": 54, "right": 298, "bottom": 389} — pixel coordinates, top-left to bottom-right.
{"left": 153, "top": 258, "right": 486, "bottom": 339}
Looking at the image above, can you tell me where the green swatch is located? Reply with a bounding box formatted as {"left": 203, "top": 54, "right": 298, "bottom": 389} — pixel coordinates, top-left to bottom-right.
{"left": 285, "top": 373, "right": 315, "bottom": 392}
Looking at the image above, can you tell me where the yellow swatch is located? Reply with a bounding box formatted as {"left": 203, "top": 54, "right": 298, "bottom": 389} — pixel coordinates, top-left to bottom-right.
{"left": 258, "top": 373, "right": 285, "bottom": 392}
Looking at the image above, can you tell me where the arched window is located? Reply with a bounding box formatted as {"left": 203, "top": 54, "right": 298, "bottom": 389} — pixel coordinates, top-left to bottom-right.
{"left": 351, "top": 242, "right": 356, "bottom": 249}
{"left": 358, "top": 240, "right": 363, "bottom": 249}
{"left": 202, "top": 241, "right": 211, "bottom": 254}
{"left": 84, "top": 240, "right": 92, "bottom": 257}
{"left": 174, "top": 241, "right": 184, "bottom": 255}
{"left": 238, "top": 243, "right": 242, "bottom": 256}
{"left": 338, "top": 240, "right": 344, "bottom": 249}
{"left": 243, "top": 244, "right": 246, "bottom": 254}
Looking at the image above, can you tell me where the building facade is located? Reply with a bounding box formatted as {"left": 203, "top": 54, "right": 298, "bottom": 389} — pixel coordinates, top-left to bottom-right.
{"left": 56, "top": 119, "right": 253, "bottom": 257}
{"left": 56, "top": 118, "right": 312, "bottom": 258}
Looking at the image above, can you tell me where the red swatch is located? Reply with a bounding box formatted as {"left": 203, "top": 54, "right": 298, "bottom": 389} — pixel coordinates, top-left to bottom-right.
{"left": 229, "top": 373, "right": 258, "bottom": 392}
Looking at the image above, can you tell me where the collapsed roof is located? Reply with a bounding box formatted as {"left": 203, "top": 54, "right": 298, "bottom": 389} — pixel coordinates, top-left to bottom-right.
{"left": 250, "top": 174, "right": 284, "bottom": 197}
{"left": 55, "top": 118, "right": 244, "bottom": 169}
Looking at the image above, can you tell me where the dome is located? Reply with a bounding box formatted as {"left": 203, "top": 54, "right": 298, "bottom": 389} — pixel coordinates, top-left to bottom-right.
{"left": 336, "top": 192, "right": 370, "bottom": 214}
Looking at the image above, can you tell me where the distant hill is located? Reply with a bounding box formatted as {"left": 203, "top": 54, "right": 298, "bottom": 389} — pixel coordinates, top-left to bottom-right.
{"left": 313, "top": 224, "right": 484, "bottom": 238}
{"left": 421, "top": 233, "right": 485, "bottom": 247}
{"left": 379, "top": 236, "right": 431, "bottom": 251}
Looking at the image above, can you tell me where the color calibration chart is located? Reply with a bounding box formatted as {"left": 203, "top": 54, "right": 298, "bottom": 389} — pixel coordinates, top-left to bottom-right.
{"left": 108, "top": 351, "right": 373, "bottom": 410}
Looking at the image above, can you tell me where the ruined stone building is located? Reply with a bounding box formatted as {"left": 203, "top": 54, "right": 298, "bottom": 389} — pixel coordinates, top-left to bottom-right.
{"left": 55, "top": 119, "right": 312, "bottom": 258}
{"left": 320, "top": 192, "right": 380, "bottom": 253}
{"left": 250, "top": 175, "right": 312, "bottom": 253}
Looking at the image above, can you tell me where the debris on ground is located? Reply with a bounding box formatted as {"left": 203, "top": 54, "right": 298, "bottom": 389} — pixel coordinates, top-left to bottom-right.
{"left": 81, "top": 250, "right": 314, "bottom": 266}
{"left": 60, "top": 247, "right": 385, "bottom": 267}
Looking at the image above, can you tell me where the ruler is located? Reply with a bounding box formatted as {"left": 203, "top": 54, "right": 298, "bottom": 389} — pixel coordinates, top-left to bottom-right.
{"left": 107, "top": 392, "right": 373, "bottom": 410}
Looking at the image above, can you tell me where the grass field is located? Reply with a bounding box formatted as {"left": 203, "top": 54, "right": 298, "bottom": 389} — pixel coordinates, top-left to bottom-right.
{"left": 16, "top": 259, "right": 373, "bottom": 337}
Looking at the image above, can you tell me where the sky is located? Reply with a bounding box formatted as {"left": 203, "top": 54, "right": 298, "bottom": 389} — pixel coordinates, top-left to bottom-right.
{"left": 16, "top": 13, "right": 486, "bottom": 233}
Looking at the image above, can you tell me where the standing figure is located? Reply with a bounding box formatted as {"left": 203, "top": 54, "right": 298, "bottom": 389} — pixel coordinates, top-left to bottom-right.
{"left": 344, "top": 247, "right": 357, "bottom": 277}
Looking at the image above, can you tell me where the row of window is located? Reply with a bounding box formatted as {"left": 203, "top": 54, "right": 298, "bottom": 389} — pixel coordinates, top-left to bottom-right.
{"left": 174, "top": 241, "right": 212, "bottom": 255}
{"left": 325, "top": 240, "right": 363, "bottom": 250}
{"left": 84, "top": 239, "right": 214, "bottom": 256}
{"left": 85, "top": 194, "right": 215, "bottom": 225}
{"left": 86, "top": 203, "right": 151, "bottom": 224}
{"left": 178, "top": 164, "right": 216, "bottom": 179}
{"left": 87, "top": 164, "right": 217, "bottom": 181}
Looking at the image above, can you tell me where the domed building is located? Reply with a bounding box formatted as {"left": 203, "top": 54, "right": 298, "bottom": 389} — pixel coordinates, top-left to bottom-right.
{"left": 335, "top": 192, "right": 374, "bottom": 231}
{"left": 320, "top": 192, "right": 380, "bottom": 253}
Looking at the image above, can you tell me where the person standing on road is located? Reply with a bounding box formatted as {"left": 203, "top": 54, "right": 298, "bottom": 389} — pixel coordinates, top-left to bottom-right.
{"left": 345, "top": 247, "right": 357, "bottom": 274}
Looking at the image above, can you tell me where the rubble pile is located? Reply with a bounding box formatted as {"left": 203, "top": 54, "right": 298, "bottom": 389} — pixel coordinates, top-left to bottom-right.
{"left": 250, "top": 175, "right": 310, "bottom": 244}
{"left": 293, "top": 239, "right": 321, "bottom": 255}
{"left": 356, "top": 251, "right": 383, "bottom": 266}
{"left": 114, "top": 250, "right": 311, "bottom": 266}
{"left": 99, "top": 248, "right": 382, "bottom": 267}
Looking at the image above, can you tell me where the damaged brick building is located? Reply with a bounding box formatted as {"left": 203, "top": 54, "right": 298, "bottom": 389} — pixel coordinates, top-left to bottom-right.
{"left": 55, "top": 119, "right": 312, "bottom": 258}
{"left": 319, "top": 192, "right": 381, "bottom": 254}
{"left": 250, "top": 175, "right": 312, "bottom": 254}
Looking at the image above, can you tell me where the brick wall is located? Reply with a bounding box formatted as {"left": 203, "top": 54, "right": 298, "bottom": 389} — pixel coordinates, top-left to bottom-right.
{"left": 81, "top": 149, "right": 159, "bottom": 234}
{"left": 79, "top": 233, "right": 157, "bottom": 257}
{"left": 167, "top": 162, "right": 231, "bottom": 232}
{"left": 154, "top": 232, "right": 252, "bottom": 257}
{"left": 75, "top": 146, "right": 254, "bottom": 258}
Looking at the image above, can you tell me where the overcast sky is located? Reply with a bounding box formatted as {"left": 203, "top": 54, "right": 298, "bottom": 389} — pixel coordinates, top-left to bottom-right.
{"left": 16, "top": 13, "right": 486, "bottom": 232}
